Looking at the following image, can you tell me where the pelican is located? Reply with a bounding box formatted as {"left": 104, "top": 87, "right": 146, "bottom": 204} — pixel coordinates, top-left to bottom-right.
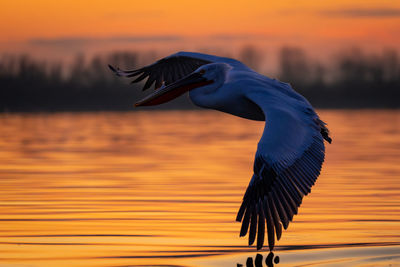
{"left": 109, "top": 51, "right": 332, "bottom": 251}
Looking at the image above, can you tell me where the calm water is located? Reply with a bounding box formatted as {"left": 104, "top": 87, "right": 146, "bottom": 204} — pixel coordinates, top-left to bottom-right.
{"left": 0, "top": 110, "right": 399, "bottom": 267}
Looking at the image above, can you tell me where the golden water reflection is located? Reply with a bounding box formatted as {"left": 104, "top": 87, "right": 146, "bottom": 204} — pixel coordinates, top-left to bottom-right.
{"left": 0, "top": 110, "right": 399, "bottom": 266}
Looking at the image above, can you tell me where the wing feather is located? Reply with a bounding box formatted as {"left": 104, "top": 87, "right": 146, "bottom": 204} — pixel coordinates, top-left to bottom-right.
{"left": 249, "top": 208, "right": 257, "bottom": 245}
{"left": 109, "top": 54, "right": 212, "bottom": 90}
{"left": 236, "top": 92, "right": 331, "bottom": 251}
{"left": 264, "top": 197, "right": 275, "bottom": 251}
{"left": 240, "top": 205, "right": 252, "bottom": 237}
{"left": 268, "top": 197, "right": 282, "bottom": 240}
{"left": 130, "top": 72, "right": 148, "bottom": 84}
{"left": 257, "top": 200, "right": 265, "bottom": 250}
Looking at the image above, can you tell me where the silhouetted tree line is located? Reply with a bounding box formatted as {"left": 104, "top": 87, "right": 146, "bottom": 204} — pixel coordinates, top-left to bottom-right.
{"left": 277, "top": 47, "right": 400, "bottom": 108}
{"left": 0, "top": 47, "right": 399, "bottom": 112}
{"left": 0, "top": 52, "right": 196, "bottom": 112}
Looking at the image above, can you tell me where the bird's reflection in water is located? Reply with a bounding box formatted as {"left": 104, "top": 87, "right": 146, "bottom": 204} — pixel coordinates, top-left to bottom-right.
{"left": 237, "top": 252, "right": 279, "bottom": 267}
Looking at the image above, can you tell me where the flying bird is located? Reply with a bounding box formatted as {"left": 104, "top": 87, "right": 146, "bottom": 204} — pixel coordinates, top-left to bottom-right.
{"left": 109, "top": 52, "right": 332, "bottom": 251}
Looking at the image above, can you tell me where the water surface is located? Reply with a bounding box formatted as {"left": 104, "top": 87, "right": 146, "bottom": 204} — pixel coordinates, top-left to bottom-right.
{"left": 0, "top": 110, "right": 399, "bottom": 266}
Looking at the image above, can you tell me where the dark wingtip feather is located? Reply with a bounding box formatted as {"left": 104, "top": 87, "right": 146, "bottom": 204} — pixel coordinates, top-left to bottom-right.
{"left": 108, "top": 64, "right": 119, "bottom": 75}
{"left": 143, "top": 77, "right": 155, "bottom": 91}
{"left": 257, "top": 204, "right": 265, "bottom": 250}
{"left": 130, "top": 73, "right": 147, "bottom": 84}
{"left": 321, "top": 130, "right": 332, "bottom": 144}
{"left": 268, "top": 196, "right": 282, "bottom": 241}
{"left": 264, "top": 198, "right": 275, "bottom": 251}
{"left": 236, "top": 201, "right": 247, "bottom": 222}
{"left": 276, "top": 222, "right": 282, "bottom": 240}
{"left": 240, "top": 207, "right": 251, "bottom": 237}
{"left": 248, "top": 209, "right": 257, "bottom": 246}
{"left": 319, "top": 120, "right": 332, "bottom": 144}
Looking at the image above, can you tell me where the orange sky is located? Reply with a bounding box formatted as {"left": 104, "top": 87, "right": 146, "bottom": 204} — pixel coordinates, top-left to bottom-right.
{"left": 1, "top": 0, "right": 399, "bottom": 40}
{"left": 0, "top": 0, "right": 399, "bottom": 63}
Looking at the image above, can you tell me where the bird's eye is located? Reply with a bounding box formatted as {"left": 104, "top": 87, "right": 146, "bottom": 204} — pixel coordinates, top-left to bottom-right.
{"left": 199, "top": 69, "right": 206, "bottom": 75}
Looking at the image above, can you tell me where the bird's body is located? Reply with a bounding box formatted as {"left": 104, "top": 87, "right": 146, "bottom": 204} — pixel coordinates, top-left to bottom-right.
{"left": 109, "top": 51, "right": 331, "bottom": 251}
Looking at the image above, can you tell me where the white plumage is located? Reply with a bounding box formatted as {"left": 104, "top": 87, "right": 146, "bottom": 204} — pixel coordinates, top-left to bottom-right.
{"left": 109, "top": 51, "right": 332, "bottom": 251}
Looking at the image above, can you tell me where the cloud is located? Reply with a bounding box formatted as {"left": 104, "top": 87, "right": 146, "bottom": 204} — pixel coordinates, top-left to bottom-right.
{"left": 28, "top": 35, "right": 182, "bottom": 46}
{"left": 104, "top": 10, "right": 165, "bottom": 19}
{"left": 321, "top": 8, "right": 400, "bottom": 18}
{"left": 28, "top": 34, "right": 279, "bottom": 48}
{"left": 208, "top": 34, "right": 276, "bottom": 41}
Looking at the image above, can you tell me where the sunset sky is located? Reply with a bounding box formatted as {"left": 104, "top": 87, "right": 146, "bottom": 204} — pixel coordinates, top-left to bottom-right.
{"left": 1, "top": 0, "right": 399, "bottom": 66}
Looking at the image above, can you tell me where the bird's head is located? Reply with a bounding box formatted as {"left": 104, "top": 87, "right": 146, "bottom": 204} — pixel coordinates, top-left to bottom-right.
{"left": 134, "top": 63, "right": 231, "bottom": 107}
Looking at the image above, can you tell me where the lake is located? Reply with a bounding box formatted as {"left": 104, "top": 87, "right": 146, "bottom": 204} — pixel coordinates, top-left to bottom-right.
{"left": 0, "top": 110, "right": 399, "bottom": 267}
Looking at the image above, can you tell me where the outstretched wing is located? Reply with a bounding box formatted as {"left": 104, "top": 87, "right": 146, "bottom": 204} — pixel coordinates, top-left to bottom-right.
{"left": 236, "top": 92, "right": 331, "bottom": 251}
{"left": 109, "top": 53, "right": 212, "bottom": 91}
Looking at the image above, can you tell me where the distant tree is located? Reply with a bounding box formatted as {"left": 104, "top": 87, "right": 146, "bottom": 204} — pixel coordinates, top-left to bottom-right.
{"left": 239, "top": 45, "right": 263, "bottom": 71}
{"left": 278, "top": 47, "right": 310, "bottom": 87}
